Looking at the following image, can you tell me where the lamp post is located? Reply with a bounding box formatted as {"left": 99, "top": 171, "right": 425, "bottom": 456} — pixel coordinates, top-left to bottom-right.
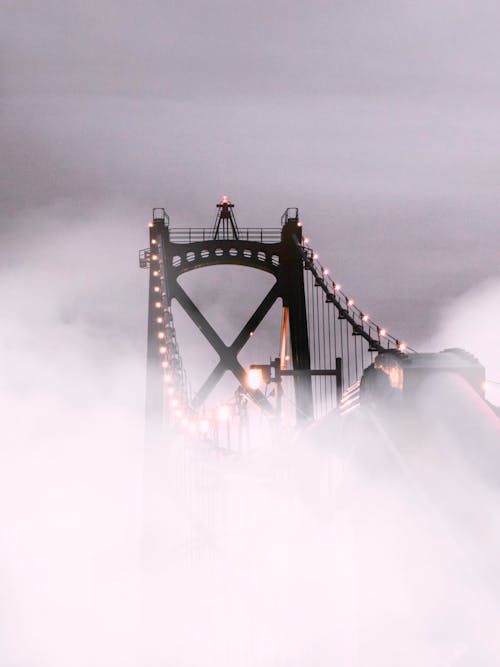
{"left": 246, "top": 357, "right": 343, "bottom": 422}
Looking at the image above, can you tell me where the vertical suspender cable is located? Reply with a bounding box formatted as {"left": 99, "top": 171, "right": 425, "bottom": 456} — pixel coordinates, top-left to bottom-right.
{"left": 345, "top": 319, "right": 350, "bottom": 388}
{"left": 327, "top": 294, "right": 333, "bottom": 412}
{"left": 315, "top": 282, "right": 322, "bottom": 415}
{"left": 339, "top": 310, "right": 344, "bottom": 392}
{"left": 321, "top": 289, "right": 326, "bottom": 415}
{"left": 354, "top": 324, "right": 358, "bottom": 383}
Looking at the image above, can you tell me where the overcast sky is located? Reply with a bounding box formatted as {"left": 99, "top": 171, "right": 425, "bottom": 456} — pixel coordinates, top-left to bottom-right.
{"left": 1, "top": 6, "right": 500, "bottom": 663}
{"left": 2, "top": 0, "right": 499, "bottom": 353}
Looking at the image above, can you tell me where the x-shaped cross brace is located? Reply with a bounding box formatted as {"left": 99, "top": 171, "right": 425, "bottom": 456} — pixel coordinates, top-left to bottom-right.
{"left": 170, "top": 281, "right": 281, "bottom": 413}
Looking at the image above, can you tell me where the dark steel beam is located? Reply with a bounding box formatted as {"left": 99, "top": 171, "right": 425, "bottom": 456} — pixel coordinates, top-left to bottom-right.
{"left": 171, "top": 281, "right": 275, "bottom": 412}
{"left": 229, "top": 282, "right": 281, "bottom": 353}
{"left": 279, "top": 221, "right": 313, "bottom": 424}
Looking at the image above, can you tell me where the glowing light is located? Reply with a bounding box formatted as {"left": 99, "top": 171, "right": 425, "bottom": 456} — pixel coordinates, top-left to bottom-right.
{"left": 161, "top": 361, "right": 169, "bottom": 369}
{"left": 170, "top": 399, "right": 178, "bottom": 407}
{"left": 167, "top": 387, "right": 175, "bottom": 396}
{"left": 304, "top": 237, "right": 310, "bottom": 244}
{"left": 323, "top": 268, "right": 330, "bottom": 275}
{"left": 247, "top": 368, "right": 263, "bottom": 391}
{"left": 221, "top": 195, "right": 229, "bottom": 204}
{"left": 151, "top": 254, "right": 158, "bottom": 261}
{"left": 334, "top": 284, "right": 342, "bottom": 291}
{"left": 154, "top": 286, "right": 160, "bottom": 293}
{"left": 362, "top": 314, "right": 370, "bottom": 322}
{"left": 156, "top": 316, "right": 163, "bottom": 324}
{"left": 378, "top": 328, "right": 387, "bottom": 337}
{"left": 148, "top": 222, "right": 154, "bottom": 228}
{"left": 155, "top": 301, "right": 162, "bottom": 308}
{"left": 175, "top": 409, "right": 183, "bottom": 418}
{"left": 375, "top": 359, "right": 404, "bottom": 389}
{"left": 158, "top": 332, "right": 165, "bottom": 339}
{"left": 297, "top": 221, "right": 303, "bottom": 227}
{"left": 481, "top": 380, "right": 488, "bottom": 391}
{"left": 151, "top": 239, "right": 157, "bottom": 245}
{"left": 199, "top": 419, "right": 210, "bottom": 434}
{"left": 347, "top": 299, "right": 354, "bottom": 307}
{"left": 159, "top": 345, "right": 167, "bottom": 354}
{"left": 398, "top": 342, "right": 407, "bottom": 352}
{"left": 153, "top": 270, "right": 159, "bottom": 277}
{"left": 313, "top": 253, "right": 319, "bottom": 260}
{"left": 164, "top": 373, "right": 172, "bottom": 383}
{"left": 217, "top": 404, "right": 231, "bottom": 421}
{"left": 285, "top": 354, "right": 290, "bottom": 361}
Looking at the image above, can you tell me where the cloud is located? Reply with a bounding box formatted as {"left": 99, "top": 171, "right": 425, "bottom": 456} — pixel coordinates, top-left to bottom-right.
{"left": 423, "top": 274, "right": 500, "bottom": 405}
{"left": 1, "top": 206, "right": 499, "bottom": 664}
{"left": 1, "top": 3, "right": 499, "bottom": 664}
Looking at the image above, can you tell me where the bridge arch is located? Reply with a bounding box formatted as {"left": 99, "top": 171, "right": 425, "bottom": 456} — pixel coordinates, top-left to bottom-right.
{"left": 167, "top": 240, "right": 282, "bottom": 279}
{"left": 141, "top": 198, "right": 412, "bottom": 442}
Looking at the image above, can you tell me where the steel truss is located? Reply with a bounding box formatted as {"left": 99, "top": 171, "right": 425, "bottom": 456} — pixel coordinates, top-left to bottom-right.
{"left": 140, "top": 199, "right": 411, "bottom": 437}
{"left": 142, "top": 201, "right": 314, "bottom": 432}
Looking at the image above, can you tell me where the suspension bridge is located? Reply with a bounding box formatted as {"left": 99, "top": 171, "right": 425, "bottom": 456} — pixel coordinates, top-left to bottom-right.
{"left": 139, "top": 196, "right": 432, "bottom": 449}
{"left": 138, "top": 197, "right": 500, "bottom": 666}
{"left": 139, "top": 197, "right": 500, "bottom": 449}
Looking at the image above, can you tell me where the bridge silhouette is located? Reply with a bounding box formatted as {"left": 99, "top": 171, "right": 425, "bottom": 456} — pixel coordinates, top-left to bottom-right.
{"left": 138, "top": 200, "right": 500, "bottom": 665}
{"left": 139, "top": 196, "right": 415, "bottom": 447}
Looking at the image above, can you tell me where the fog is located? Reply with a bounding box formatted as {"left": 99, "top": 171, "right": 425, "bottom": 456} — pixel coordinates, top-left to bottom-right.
{"left": 1, "top": 204, "right": 499, "bottom": 665}
{"left": 2, "top": 1, "right": 500, "bottom": 664}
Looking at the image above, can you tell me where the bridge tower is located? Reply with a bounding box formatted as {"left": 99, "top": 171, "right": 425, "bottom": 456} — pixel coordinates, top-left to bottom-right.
{"left": 140, "top": 196, "right": 411, "bottom": 443}
{"left": 279, "top": 207, "right": 313, "bottom": 423}
{"left": 141, "top": 198, "right": 314, "bottom": 437}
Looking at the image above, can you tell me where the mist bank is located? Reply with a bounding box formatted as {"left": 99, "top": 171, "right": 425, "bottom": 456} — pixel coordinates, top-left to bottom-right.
{"left": 0, "top": 209, "right": 499, "bottom": 665}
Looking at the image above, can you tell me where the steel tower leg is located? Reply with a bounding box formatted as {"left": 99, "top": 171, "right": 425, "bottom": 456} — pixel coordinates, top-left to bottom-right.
{"left": 144, "top": 218, "right": 166, "bottom": 445}
{"left": 280, "top": 214, "right": 313, "bottom": 424}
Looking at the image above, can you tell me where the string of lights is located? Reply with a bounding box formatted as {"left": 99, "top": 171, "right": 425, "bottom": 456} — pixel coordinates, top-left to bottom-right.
{"left": 142, "top": 206, "right": 417, "bottom": 437}
{"left": 299, "top": 235, "right": 415, "bottom": 354}
{"left": 148, "top": 221, "right": 212, "bottom": 438}
{"left": 147, "top": 219, "right": 253, "bottom": 443}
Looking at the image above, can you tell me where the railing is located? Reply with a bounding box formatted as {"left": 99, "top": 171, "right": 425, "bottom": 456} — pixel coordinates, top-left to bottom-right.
{"left": 139, "top": 247, "right": 150, "bottom": 268}
{"left": 299, "top": 241, "right": 415, "bottom": 354}
{"left": 339, "top": 381, "right": 361, "bottom": 417}
{"left": 168, "top": 228, "right": 282, "bottom": 243}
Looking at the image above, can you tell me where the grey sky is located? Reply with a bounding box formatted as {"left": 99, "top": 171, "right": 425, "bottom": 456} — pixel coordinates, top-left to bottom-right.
{"left": 1, "top": 7, "right": 500, "bottom": 662}
{"left": 1, "top": 0, "right": 499, "bottom": 350}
